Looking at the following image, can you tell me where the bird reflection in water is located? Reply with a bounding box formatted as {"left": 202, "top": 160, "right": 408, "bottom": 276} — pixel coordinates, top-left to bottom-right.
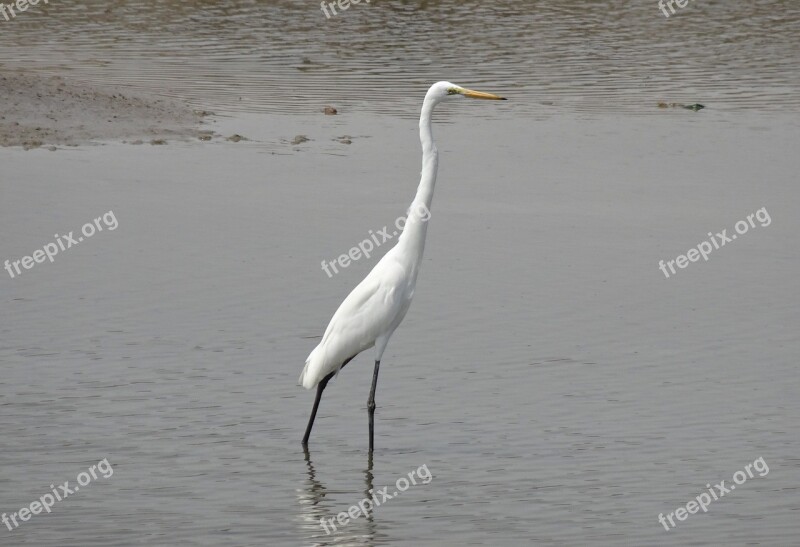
{"left": 297, "top": 447, "right": 379, "bottom": 546}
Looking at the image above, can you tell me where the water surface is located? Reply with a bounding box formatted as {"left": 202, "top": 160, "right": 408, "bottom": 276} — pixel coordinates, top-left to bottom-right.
{"left": 1, "top": 1, "right": 799, "bottom": 546}
{"left": 1, "top": 0, "right": 799, "bottom": 117}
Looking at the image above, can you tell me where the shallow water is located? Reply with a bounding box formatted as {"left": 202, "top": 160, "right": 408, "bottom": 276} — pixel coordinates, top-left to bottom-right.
{"left": 2, "top": 0, "right": 799, "bottom": 117}
{"left": 2, "top": 1, "right": 800, "bottom": 546}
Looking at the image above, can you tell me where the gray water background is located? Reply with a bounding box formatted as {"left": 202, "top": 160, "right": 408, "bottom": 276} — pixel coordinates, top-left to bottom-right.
{"left": 1, "top": 1, "right": 799, "bottom": 545}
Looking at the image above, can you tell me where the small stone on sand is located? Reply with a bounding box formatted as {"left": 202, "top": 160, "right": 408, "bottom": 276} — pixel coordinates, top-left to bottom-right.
{"left": 291, "top": 135, "right": 310, "bottom": 145}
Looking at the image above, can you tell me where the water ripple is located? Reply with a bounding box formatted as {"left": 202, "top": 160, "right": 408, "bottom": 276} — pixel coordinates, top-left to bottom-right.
{"left": 0, "top": 0, "right": 797, "bottom": 117}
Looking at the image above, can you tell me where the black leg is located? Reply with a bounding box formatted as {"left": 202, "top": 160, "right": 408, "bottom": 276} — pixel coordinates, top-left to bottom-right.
{"left": 367, "top": 360, "right": 381, "bottom": 452}
{"left": 302, "top": 372, "right": 333, "bottom": 446}
{"left": 301, "top": 355, "right": 357, "bottom": 446}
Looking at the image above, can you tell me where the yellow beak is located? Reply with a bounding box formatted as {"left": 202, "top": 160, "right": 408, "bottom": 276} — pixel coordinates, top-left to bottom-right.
{"left": 461, "top": 88, "right": 507, "bottom": 100}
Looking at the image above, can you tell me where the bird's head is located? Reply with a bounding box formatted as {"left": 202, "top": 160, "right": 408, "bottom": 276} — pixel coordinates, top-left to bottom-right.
{"left": 426, "top": 81, "right": 507, "bottom": 104}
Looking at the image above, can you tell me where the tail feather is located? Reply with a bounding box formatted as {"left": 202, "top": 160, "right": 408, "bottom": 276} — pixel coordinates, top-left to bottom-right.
{"left": 299, "top": 345, "right": 324, "bottom": 389}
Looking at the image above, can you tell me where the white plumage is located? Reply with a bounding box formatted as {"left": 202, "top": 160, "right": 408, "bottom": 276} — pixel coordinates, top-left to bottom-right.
{"left": 299, "top": 252, "right": 414, "bottom": 389}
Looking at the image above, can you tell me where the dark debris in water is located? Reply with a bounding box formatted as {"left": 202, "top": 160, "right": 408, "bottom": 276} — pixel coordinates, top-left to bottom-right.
{"left": 290, "top": 135, "right": 310, "bottom": 145}
{"left": 657, "top": 102, "right": 705, "bottom": 111}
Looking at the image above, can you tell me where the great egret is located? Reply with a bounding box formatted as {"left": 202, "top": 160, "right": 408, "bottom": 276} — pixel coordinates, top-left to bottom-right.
{"left": 300, "top": 81, "right": 506, "bottom": 451}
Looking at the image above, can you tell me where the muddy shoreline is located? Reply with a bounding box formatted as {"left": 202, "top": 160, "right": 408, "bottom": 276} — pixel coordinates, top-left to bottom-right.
{"left": 0, "top": 70, "right": 213, "bottom": 149}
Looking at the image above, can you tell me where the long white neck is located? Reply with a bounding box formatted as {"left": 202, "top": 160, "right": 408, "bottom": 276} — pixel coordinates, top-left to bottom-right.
{"left": 396, "top": 95, "right": 438, "bottom": 269}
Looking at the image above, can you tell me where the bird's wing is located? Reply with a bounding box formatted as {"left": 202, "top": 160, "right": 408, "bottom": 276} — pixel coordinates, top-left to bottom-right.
{"left": 321, "top": 257, "right": 409, "bottom": 356}
{"left": 301, "top": 251, "right": 410, "bottom": 389}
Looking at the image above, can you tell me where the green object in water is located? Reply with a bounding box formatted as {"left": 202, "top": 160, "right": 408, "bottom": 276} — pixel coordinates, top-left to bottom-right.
{"left": 683, "top": 104, "right": 705, "bottom": 111}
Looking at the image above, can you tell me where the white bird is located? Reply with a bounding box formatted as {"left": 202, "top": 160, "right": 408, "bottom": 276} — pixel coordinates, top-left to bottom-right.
{"left": 300, "top": 81, "right": 506, "bottom": 451}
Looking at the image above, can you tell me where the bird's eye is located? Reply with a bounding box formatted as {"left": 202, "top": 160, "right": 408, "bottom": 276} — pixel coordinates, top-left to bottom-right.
{"left": 447, "top": 88, "right": 457, "bottom": 95}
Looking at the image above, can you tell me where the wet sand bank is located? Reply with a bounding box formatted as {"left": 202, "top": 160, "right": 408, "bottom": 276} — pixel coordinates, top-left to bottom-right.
{"left": 0, "top": 70, "right": 210, "bottom": 149}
